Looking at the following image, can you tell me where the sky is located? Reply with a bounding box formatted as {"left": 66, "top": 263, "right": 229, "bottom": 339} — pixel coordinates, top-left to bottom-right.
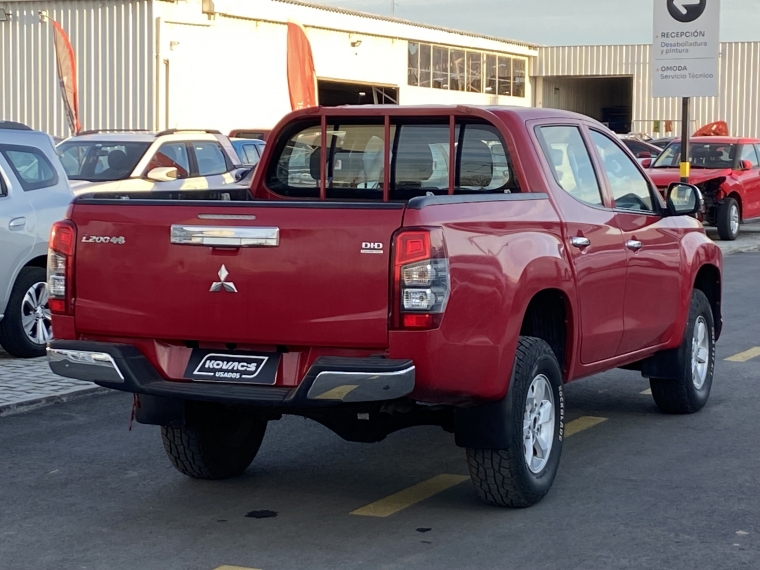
{"left": 314, "top": 0, "right": 760, "bottom": 45}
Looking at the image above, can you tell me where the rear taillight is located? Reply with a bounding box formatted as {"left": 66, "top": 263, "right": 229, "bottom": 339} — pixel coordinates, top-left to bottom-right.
{"left": 391, "top": 228, "right": 450, "bottom": 330}
{"left": 48, "top": 220, "right": 76, "bottom": 315}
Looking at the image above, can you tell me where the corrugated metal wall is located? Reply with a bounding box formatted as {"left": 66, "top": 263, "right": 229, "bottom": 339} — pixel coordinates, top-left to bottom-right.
{"left": 0, "top": 0, "right": 154, "bottom": 138}
{"left": 535, "top": 43, "right": 760, "bottom": 138}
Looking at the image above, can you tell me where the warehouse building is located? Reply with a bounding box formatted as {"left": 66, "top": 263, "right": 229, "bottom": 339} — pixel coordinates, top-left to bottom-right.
{"left": 1, "top": 0, "right": 758, "bottom": 139}
{"left": 0, "top": 0, "right": 537, "bottom": 136}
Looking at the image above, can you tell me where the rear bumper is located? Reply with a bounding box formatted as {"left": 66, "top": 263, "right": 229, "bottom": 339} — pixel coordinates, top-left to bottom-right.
{"left": 47, "top": 341, "right": 415, "bottom": 408}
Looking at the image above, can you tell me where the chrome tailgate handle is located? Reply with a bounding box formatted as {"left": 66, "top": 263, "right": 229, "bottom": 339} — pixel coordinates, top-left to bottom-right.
{"left": 170, "top": 225, "right": 279, "bottom": 247}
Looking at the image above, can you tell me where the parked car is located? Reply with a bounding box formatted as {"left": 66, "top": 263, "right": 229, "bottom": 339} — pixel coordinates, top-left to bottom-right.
{"left": 56, "top": 129, "right": 246, "bottom": 195}
{"left": 619, "top": 137, "right": 662, "bottom": 163}
{"left": 0, "top": 121, "right": 73, "bottom": 357}
{"left": 648, "top": 137, "right": 760, "bottom": 240}
{"left": 230, "top": 138, "right": 266, "bottom": 167}
{"left": 47, "top": 106, "right": 722, "bottom": 508}
{"left": 650, "top": 137, "right": 675, "bottom": 149}
{"left": 229, "top": 129, "right": 270, "bottom": 141}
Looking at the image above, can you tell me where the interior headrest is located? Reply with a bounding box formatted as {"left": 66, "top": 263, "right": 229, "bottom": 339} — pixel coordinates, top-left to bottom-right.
{"left": 108, "top": 149, "right": 129, "bottom": 171}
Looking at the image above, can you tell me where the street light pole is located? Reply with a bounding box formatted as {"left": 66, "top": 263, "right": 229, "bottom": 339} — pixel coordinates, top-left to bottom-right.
{"left": 680, "top": 96, "right": 691, "bottom": 183}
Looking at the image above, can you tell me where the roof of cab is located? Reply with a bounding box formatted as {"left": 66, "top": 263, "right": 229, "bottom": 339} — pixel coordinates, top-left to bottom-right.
{"left": 285, "top": 105, "right": 594, "bottom": 122}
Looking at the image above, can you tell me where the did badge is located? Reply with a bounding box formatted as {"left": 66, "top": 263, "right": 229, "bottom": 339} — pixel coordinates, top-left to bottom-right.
{"left": 184, "top": 350, "right": 281, "bottom": 384}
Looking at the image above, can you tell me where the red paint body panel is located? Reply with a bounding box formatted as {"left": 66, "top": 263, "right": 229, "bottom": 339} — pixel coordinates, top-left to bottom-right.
{"left": 56, "top": 106, "right": 724, "bottom": 406}
{"left": 72, "top": 203, "right": 404, "bottom": 348}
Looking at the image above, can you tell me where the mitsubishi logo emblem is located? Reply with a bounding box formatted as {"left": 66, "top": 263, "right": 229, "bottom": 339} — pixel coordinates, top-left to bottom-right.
{"left": 210, "top": 265, "right": 237, "bottom": 293}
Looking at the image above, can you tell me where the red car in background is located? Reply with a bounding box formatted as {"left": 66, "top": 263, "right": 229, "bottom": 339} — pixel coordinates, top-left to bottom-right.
{"left": 648, "top": 137, "right": 760, "bottom": 240}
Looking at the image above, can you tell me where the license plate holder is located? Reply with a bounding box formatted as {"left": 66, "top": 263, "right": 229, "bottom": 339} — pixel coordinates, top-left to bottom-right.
{"left": 184, "top": 350, "right": 280, "bottom": 385}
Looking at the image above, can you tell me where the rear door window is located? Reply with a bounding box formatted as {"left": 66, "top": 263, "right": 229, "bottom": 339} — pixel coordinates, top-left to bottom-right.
{"left": 536, "top": 126, "right": 604, "bottom": 207}
{"left": 0, "top": 145, "right": 59, "bottom": 191}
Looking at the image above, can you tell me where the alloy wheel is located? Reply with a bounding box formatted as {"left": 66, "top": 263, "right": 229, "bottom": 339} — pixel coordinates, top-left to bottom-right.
{"left": 691, "top": 316, "right": 710, "bottom": 390}
{"left": 523, "top": 374, "right": 555, "bottom": 474}
{"left": 21, "top": 282, "right": 52, "bottom": 346}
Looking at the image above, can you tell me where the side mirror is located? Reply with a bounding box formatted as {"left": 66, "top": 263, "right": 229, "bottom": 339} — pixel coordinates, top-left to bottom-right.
{"left": 641, "top": 158, "right": 652, "bottom": 169}
{"left": 638, "top": 151, "right": 652, "bottom": 159}
{"left": 740, "top": 159, "right": 753, "bottom": 171}
{"left": 666, "top": 182, "right": 702, "bottom": 217}
{"left": 146, "top": 166, "right": 178, "bottom": 182}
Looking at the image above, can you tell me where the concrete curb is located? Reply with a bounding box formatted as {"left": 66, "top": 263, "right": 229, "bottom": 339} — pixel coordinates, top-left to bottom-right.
{"left": 720, "top": 242, "right": 760, "bottom": 256}
{"left": 0, "top": 385, "right": 112, "bottom": 417}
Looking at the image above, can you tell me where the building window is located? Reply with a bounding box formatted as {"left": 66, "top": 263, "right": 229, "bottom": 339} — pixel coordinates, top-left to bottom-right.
{"left": 407, "top": 41, "right": 527, "bottom": 98}
{"left": 432, "top": 46, "right": 449, "bottom": 89}
{"left": 485, "top": 54, "right": 497, "bottom": 94}
{"left": 513, "top": 58, "right": 526, "bottom": 97}
{"left": 466, "top": 51, "right": 482, "bottom": 93}
{"left": 419, "top": 43, "right": 431, "bottom": 88}
{"left": 450, "top": 50, "right": 465, "bottom": 91}
{"left": 498, "top": 56, "right": 512, "bottom": 96}
{"left": 408, "top": 42, "right": 419, "bottom": 86}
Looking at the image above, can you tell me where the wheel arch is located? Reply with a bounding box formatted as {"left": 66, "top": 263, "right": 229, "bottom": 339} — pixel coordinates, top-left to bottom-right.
{"left": 518, "top": 288, "right": 574, "bottom": 380}
{"left": 693, "top": 263, "right": 722, "bottom": 340}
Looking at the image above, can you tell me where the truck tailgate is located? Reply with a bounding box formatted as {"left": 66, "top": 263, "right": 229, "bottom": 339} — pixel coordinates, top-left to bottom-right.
{"left": 72, "top": 202, "right": 404, "bottom": 347}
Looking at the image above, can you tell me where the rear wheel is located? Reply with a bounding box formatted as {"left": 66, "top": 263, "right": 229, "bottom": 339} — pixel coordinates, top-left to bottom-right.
{"left": 161, "top": 404, "right": 267, "bottom": 479}
{"left": 466, "top": 337, "right": 564, "bottom": 508}
{"left": 649, "top": 290, "right": 715, "bottom": 414}
{"left": 716, "top": 197, "right": 740, "bottom": 241}
{"left": 0, "top": 267, "right": 52, "bottom": 358}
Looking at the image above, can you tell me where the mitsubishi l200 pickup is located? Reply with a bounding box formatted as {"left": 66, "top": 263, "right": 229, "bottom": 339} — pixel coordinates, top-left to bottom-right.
{"left": 47, "top": 106, "right": 722, "bottom": 508}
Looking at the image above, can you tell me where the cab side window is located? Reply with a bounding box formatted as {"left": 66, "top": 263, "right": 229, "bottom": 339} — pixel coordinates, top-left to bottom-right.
{"left": 194, "top": 142, "right": 228, "bottom": 176}
{"left": 590, "top": 131, "right": 655, "bottom": 213}
{"left": 0, "top": 145, "right": 59, "bottom": 191}
{"left": 0, "top": 169, "right": 7, "bottom": 197}
{"left": 537, "top": 126, "right": 604, "bottom": 207}
{"left": 739, "top": 144, "right": 759, "bottom": 168}
{"left": 146, "top": 143, "right": 190, "bottom": 178}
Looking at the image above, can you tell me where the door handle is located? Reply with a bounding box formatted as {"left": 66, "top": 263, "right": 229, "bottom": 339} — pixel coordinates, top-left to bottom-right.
{"left": 9, "top": 217, "right": 26, "bottom": 230}
{"left": 570, "top": 236, "right": 591, "bottom": 248}
{"left": 626, "top": 240, "right": 643, "bottom": 251}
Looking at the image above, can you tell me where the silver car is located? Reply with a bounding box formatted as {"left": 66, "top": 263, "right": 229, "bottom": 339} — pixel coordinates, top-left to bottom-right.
{"left": 0, "top": 121, "right": 73, "bottom": 357}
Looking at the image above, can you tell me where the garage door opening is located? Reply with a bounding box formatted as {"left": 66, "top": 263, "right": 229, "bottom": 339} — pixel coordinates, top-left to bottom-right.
{"left": 541, "top": 76, "right": 633, "bottom": 134}
{"left": 318, "top": 80, "right": 399, "bottom": 106}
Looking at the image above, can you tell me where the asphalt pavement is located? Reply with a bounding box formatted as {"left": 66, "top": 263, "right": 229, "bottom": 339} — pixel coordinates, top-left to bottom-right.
{"left": 1, "top": 254, "right": 759, "bottom": 570}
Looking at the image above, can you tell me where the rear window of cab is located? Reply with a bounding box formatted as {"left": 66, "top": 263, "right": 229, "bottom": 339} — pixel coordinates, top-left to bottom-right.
{"left": 265, "top": 118, "right": 520, "bottom": 200}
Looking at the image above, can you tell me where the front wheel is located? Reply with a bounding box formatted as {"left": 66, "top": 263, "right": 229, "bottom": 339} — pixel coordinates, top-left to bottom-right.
{"left": 649, "top": 289, "right": 715, "bottom": 414}
{"left": 466, "top": 337, "right": 565, "bottom": 508}
{"left": 161, "top": 404, "right": 267, "bottom": 479}
{"left": 716, "top": 197, "right": 740, "bottom": 241}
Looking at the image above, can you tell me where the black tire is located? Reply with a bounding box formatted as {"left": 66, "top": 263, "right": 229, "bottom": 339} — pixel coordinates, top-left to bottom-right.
{"left": 0, "top": 267, "right": 50, "bottom": 358}
{"left": 161, "top": 403, "right": 267, "bottom": 479}
{"left": 650, "top": 290, "right": 715, "bottom": 414}
{"left": 466, "top": 337, "right": 565, "bottom": 508}
{"left": 716, "top": 197, "right": 740, "bottom": 241}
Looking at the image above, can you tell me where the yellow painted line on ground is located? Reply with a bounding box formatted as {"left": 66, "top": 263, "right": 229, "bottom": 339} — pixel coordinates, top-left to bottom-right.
{"left": 564, "top": 416, "right": 608, "bottom": 437}
{"left": 641, "top": 388, "right": 652, "bottom": 395}
{"left": 351, "top": 416, "right": 608, "bottom": 518}
{"left": 350, "top": 474, "right": 469, "bottom": 517}
{"left": 214, "top": 566, "right": 260, "bottom": 570}
{"left": 725, "top": 347, "right": 760, "bottom": 362}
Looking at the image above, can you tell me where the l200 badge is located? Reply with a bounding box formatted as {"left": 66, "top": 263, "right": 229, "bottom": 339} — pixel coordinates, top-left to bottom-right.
{"left": 81, "top": 235, "right": 126, "bottom": 244}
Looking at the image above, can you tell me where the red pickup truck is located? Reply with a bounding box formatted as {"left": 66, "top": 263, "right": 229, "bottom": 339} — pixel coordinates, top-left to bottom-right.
{"left": 47, "top": 106, "right": 722, "bottom": 508}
